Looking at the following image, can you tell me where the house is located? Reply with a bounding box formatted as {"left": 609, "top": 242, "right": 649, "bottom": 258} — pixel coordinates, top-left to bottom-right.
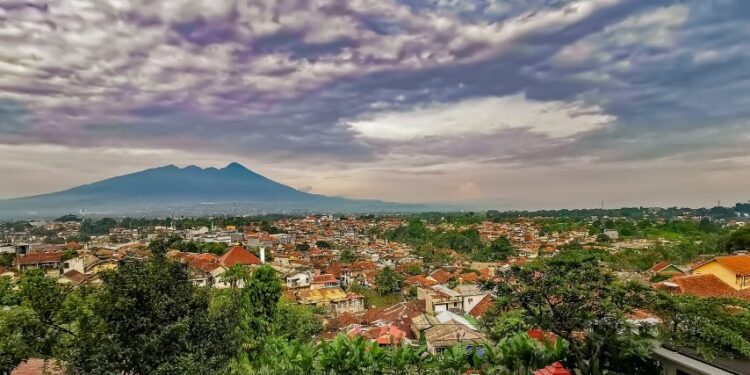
{"left": 10, "top": 358, "right": 63, "bottom": 375}
{"left": 468, "top": 294, "right": 494, "bottom": 319}
{"left": 285, "top": 269, "right": 313, "bottom": 289}
{"left": 362, "top": 300, "right": 425, "bottom": 326}
{"left": 62, "top": 253, "right": 99, "bottom": 274}
{"left": 13, "top": 252, "right": 63, "bottom": 274}
{"left": 169, "top": 252, "right": 228, "bottom": 288}
{"left": 219, "top": 246, "right": 262, "bottom": 267}
{"left": 654, "top": 274, "right": 746, "bottom": 299}
{"left": 403, "top": 275, "right": 438, "bottom": 291}
{"left": 452, "top": 283, "right": 489, "bottom": 314}
{"left": 57, "top": 269, "right": 86, "bottom": 285}
{"left": 533, "top": 362, "right": 572, "bottom": 375}
{"left": 435, "top": 310, "right": 476, "bottom": 330}
{"left": 421, "top": 284, "right": 463, "bottom": 314}
{"left": 296, "top": 287, "right": 364, "bottom": 315}
{"left": 423, "top": 321, "right": 484, "bottom": 354}
{"left": 311, "top": 273, "right": 339, "bottom": 289}
{"left": 691, "top": 255, "right": 750, "bottom": 290}
{"left": 429, "top": 269, "right": 453, "bottom": 284}
{"left": 648, "top": 261, "right": 684, "bottom": 276}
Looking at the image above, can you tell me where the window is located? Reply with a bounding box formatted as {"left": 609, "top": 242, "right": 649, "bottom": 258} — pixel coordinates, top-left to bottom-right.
{"left": 468, "top": 298, "right": 473, "bottom": 304}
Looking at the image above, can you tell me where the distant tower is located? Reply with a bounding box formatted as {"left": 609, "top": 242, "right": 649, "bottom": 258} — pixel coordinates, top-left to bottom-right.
{"left": 260, "top": 247, "right": 266, "bottom": 264}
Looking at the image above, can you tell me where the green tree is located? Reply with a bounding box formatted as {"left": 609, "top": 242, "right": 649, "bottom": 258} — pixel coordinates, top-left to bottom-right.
{"left": 239, "top": 265, "right": 283, "bottom": 356}
{"left": 375, "top": 266, "right": 402, "bottom": 295}
{"left": 726, "top": 226, "right": 750, "bottom": 251}
{"left": 489, "top": 254, "right": 657, "bottom": 375}
{"left": 272, "top": 302, "right": 323, "bottom": 342}
{"left": 0, "top": 277, "right": 18, "bottom": 306}
{"left": 475, "top": 236, "right": 517, "bottom": 261}
{"left": 315, "top": 240, "right": 333, "bottom": 249}
{"left": 651, "top": 293, "right": 750, "bottom": 360}
{"left": 339, "top": 248, "right": 357, "bottom": 262}
{"left": 67, "top": 255, "right": 242, "bottom": 374}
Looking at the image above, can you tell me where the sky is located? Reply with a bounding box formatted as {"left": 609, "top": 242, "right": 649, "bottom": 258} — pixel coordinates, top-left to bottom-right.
{"left": 1, "top": 0, "right": 750, "bottom": 209}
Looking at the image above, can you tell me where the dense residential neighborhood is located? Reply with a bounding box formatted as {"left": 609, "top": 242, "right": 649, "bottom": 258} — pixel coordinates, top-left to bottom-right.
{"left": 2, "top": 206, "right": 750, "bottom": 374}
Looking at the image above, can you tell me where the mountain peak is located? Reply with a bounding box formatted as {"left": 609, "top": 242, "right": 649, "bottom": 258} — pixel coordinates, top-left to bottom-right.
{"left": 223, "top": 162, "right": 248, "bottom": 171}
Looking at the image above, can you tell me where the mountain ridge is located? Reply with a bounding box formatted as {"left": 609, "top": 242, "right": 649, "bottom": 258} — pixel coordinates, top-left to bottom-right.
{"left": 0, "top": 163, "right": 438, "bottom": 218}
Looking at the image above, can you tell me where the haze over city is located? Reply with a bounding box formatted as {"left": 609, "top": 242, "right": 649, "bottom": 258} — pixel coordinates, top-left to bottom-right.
{"left": 2, "top": 0, "right": 750, "bottom": 209}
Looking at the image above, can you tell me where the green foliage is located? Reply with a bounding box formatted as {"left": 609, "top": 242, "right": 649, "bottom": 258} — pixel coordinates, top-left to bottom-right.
{"left": 80, "top": 218, "right": 118, "bottom": 236}
{"left": 248, "top": 333, "right": 567, "bottom": 375}
{"left": 0, "top": 276, "right": 19, "bottom": 306}
{"left": 273, "top": 302, "right": 323, "bottom": 342}
{"left": 651, "top": 293, "right": 750, "bottom": 360}
{"left": 404, "top": 263, "right": 423, "bottom": 276}
{"left": 338, "top": 248, "right": 357, "bottom": 263}
{"left": 0, "top": 253, "right": 14, "bottom": 267}
{"left": 68, "top": 255, "right": 242, "bottom": 374}
{"left": 726, "top": 226, "right": 750, "bottom": 251}
{"left": 0, "top": 307, "right": 39, "bottom": 373}
{"left": 374, "top": 266, "right": 402, "bottom": 295}
{"left": 295, "top": 243, "right": 311, "bottom": 252}
{"left": 54, "top": 214, "right": 82, "bottom": 222}
{"left": 480, "top": 308, "right": 528, "bottom": 341}
{"left": 315, "top": 240, "right": 333, "bottom": 249}
{"left": 474, "top": 236, "right": 517, "bottom": 262}
{"left": 489, "top": 254, "right": 657, "bottom": 375}
{"left": 241, "top": 265, "right": 283, "bottom": 356}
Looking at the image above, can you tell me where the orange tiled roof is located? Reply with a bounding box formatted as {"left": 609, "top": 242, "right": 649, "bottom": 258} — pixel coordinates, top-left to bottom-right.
{"left": 429, "top": 269, "right": 452, "bottom": 284}
{"left": 713, "top": 255, "right": 750, "bottom": 275}
{"left": 14, "top": 252, "right": 63, "bottom": 266}
{"left": 649, "top": 261, "right": 672, "bottom": 273}
{"left": 533, "top": 362, "right": 571, "bottom": 375}
{"left": 655, "top": 274, "right": 741, "bottom": 299}
{"left": 313, "top": 274, "right": 337, "bottom": 283}
{"left": 11, "top": 358, "right": 63, "bottom": 375}
{"left": 468, "top": 294, "right": 494, "bottom": 318}
{"left": 404, "top": 275, "right": 437, "bottom": 288}
{"left": 219, "top": 246, "right": 261, "bottom": 267}
{"left": 458, "top": 272, "right": 479, "bottom": 283}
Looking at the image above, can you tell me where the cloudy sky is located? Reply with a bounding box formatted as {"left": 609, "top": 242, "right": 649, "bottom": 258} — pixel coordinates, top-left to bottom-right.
{"left": 1, "top": 0, "right": 749, "bottom": 209}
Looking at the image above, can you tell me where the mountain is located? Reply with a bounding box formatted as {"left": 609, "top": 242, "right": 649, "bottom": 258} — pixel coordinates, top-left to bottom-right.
{"left": 0, "top": 163, "right": 436, "bottom": 218}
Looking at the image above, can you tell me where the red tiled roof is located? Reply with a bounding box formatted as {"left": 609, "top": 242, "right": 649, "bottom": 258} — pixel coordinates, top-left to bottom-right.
{"left": 351, "top": 261, "right": 378, "bottom": 272}
{"left": 533, "top": 362, "right": 571, "bottom": 375}
{"left": 61, "top": 270, "right": 86, "bottom": 284}
{"left": 313, "top": 274, "right": 337, "bottom": 283}
{"left": 373, "top": 324, "right": 407, "bottom": 345}
{"left": 219, "top": 246, "right": 261, "bottom": 267}
{"left": 468, "top": 294, "right": 494, "bottom": 318}
{"left": 14, "top": 252, "right": 63, "bottom": 266}
{"left": 429, "top": 269, "right": 452, "bottom": 284}
{"left": 458, "top": 272, "right": 479, "bottom": 283}
{"left": 649, "top": 261, "right": 671, "bottom": 273}
{"left": 11, "top": 358, "right": 63, "bottom": 375}
{"left": 655, "top": 274, "right": 741, "bottom": 299}
{"left": 404, "top": 275, "right": 437, "bottom": 288}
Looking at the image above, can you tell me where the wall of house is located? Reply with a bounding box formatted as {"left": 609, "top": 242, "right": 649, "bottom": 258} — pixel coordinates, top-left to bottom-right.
{"left": 693, "top": 262, "right": 744, "bottom": 290}
{"left": 462, "top": 294, "right": 485, "bottom": 313}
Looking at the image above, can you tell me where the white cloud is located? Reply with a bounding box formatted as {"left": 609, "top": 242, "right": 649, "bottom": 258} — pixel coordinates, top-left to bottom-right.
{"left": 347, "top": 94, "right": 615, "bottom": 140}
